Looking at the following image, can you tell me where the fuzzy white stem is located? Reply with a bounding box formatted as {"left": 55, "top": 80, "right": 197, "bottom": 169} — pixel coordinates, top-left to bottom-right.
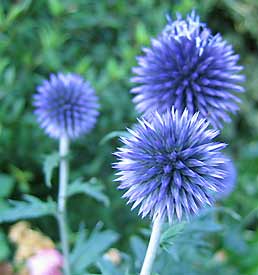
{"left": 140, "top": 215, "right": 164, "bottom": 275}
{"left": 58, "top": 134, "right": 70, "bottom": 275}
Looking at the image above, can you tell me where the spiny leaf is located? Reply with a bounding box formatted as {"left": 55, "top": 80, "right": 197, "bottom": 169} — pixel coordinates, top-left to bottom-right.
{"left": 67, "top": 178, "right": 109, "bottom": 206}
{"left": 0, "top": 195, "right": 56, "bottom": 223}
{"left": 160, "top": 222, "right": 186, "bottom": 248}
{"left": 70, "top": 224, "right": 119, "bottom": 273}
{"left": 43, "top": 152, "right": 59, "bottom": 187}
{"left": 97, "top": 258, "right": 122, "bottom": 275}
{"left": 130, "top": 236, "right": 147, "bottom": 269}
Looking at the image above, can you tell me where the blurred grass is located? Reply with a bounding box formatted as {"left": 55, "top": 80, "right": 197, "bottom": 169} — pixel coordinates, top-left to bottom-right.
{"left": 0, "top": 0, "right": 258, "bottom": 274}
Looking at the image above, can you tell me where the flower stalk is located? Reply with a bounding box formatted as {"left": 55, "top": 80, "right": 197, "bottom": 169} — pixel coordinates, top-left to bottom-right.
{"left": 140, "top": 214, "right": 164, "bottom": 275}
{"left": 57, "top": 134, "right": 70, "bottom": 275}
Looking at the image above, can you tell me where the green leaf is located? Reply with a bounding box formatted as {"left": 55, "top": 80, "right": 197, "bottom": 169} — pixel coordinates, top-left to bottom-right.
{"left": 135, "top": 22, "right": 149, "bottom": 45}
{"left": 0, "top": 174, "right": 15, "bottom": 198}
{"left": 99, "top": 131, "right": 128, "bottom": 145}
{"left": 6, "top": 0, "right": 32, "bottom": 24}
{"left": 224, "top": 228, "right": 247, "bottom": 253}
{"left": 174, "top": 0, "right": 196, "bottom": 14}
{"left": 199, "top": 206, "right": 241, "bottom": 221}
{"left": 160, "top": 222, "right": 186, "bottom": 248}
{"left": 43, "top": 152, "right": 59, "bottom": 187}
{"left": 0, "top": 200, "right": 9, "bottom": 212}
{"left": 67, "top": 178, "right": 110, "bottom": 206}
{"left": 0, "top": 230, "right": 10, "bottom": 261}
{"left": 130, "top": 236, "right": 147, "bottom": 269}
{"left": 47, "top": 0, "right": 65, "bottom": 16}
{"left": 10, "top": 165, "right": 32, "bottom": 193}
{"left": 97, "top": 258, "right": 121, "bottom": 275}
{"left": 159, "top": 209, "right": 225, "bottom": 256}
{"left": 0, "top": 195, "right": 56, "bottom": 223}
{"left": 70, "top": 225, "right": 119, "bottom": 273}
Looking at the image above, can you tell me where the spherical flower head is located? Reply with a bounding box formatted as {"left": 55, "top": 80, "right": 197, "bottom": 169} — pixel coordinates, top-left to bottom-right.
{"left": 114, "top": 108, "right": 230, "bottom": 223}
{"left": 27, "top": 249, "right": 63, "bottom": 275}
{"left": 34, "top": 73, "right": 99, "bottom": 139}
{"left": 131, "top": 11, "right": 245, "bottom": 128}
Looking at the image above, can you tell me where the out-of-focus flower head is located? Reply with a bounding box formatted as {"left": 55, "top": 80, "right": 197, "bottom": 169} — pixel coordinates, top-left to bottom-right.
{"left": 131, "top": 11, "right": 244, "bottom": 128}
{"left": 27, "top": 249, "right": 63, "bottom": 275}
{"left": 9, "top": 222, "right": 55, "bottom": 262}
{"left": 104, "top": 248, "right": 122, "bottom": 265}
{"left": 114, "top": 108, "right": 230, "bottom": 223}
{"left": 34, "top": 73, "right": 99, "bottom": 139}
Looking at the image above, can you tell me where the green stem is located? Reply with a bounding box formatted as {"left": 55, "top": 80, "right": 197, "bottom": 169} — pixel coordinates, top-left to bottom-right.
{"left": 140, "top": 214, "right": 164, "bottom": 275}
{"left": 58, "top": 134, "right": 70, "bottom": 275}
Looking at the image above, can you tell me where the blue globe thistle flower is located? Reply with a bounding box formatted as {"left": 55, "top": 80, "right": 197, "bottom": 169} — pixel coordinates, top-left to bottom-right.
{"left": 114, "top": 108, "right": 230, "bottom": 223}
{"left": 131, "top": 11, "right": 245, "bottom": 128}
{"left": 34, "top": 73, "right": 99, "bottom": 139}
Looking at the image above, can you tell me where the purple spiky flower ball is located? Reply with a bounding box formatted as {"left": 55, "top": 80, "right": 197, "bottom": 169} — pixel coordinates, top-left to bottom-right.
{"left": 34, "top": 73, "right": 99, "bottom": 139}
{"left": 114, "top": 108, "right": 230, "bottom": 223}
{"left": 131, "top": 11, "right": 245, "bottom": 128}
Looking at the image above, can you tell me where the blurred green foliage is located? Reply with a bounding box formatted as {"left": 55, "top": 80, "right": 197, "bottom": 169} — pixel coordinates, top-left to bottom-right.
{"left": 0, "top": 0, "right": 258, "bottom": 274}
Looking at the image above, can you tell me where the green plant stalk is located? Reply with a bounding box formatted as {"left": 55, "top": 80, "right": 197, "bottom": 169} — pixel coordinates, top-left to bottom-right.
{"left": 57, "top": 134, "right": 71, "bottom": 275}
{"left": 140, "top": 214, "right": 164, "bottom": 275}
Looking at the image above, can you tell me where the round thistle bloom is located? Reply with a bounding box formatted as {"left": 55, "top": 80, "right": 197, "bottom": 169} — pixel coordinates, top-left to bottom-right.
{"left": 131, "top": 11, "right": 245, "bottom": 128}
{"left": 34, "top": 73, "right": 99, "bottom": 139}
{"left": 114, "top": 109, "right": 230, "bottom": 223}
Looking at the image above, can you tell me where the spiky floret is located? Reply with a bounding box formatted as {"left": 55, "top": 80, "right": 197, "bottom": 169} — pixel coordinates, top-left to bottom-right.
{"left": 34, "top": 73, "right": 99, "bottom": 139}
{"left": 131, "top": 11, "right": 245, "bottom": 128}
{"left": 114, "top": 108, "right": 230, "bottom": 223}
